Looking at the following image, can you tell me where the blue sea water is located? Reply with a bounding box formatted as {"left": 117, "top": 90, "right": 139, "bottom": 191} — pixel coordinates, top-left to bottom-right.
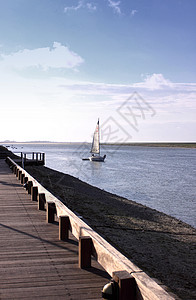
{"left": 10, "top": 143, "right": 196, "bottom": 228}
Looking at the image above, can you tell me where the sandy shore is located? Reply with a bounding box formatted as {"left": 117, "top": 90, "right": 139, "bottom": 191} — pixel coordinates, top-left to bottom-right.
{"left": 23, "top": 164, "right": 196, "bottom": 300}
{"left": 1, "top": 146, "right": 195, "bottom": 299}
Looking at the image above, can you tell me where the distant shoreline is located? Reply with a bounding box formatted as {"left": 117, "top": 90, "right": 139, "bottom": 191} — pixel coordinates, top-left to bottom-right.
{"left": 1, "top": 141, "right": 196, "bottom": 148}
{"left": 102, "top": 142, "right": 196, "bottom": 148}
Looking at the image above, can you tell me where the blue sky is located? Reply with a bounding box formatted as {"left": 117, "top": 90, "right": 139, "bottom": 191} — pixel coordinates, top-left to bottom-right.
{"left": 0, "top": 0, "right": 195, "bottom": 142}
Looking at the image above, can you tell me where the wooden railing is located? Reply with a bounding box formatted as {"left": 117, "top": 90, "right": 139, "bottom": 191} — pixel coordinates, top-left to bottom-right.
{"left": 6, "top": 156, "right": 175, "bottom": 300}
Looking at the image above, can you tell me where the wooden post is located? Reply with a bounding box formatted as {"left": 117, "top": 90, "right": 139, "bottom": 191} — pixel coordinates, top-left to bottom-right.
{"left": 59, "top": 216, "right": 70, "bottom": 240}
{"left": 43, "top": 153, "right": 45, "bottom": 165}
{"left": 16, "top": 168, "right": 19, "bottom": 177}
{"left": 27, "top": 181, "right": 33, "bottom": 194}
{"left": 18, "top": 170, "right": 22, "bottom": 180}
{"left": 21, "top": 173, "right": 25, "bottom": 184}
{"left": 13, "top": 166, "right": 17, "bottom": 174}
{"left": 31, "top": 186, "right": 38, "bottom": 201}
{"left": 38, "top": 193, "right": 46, "bottom": 210}
{"left": 79, "top": 236, "right": 92, "bottom": 269}
{"left": 21, "top": 153, "right": 24, "bottom": 169}
{"left": 23, "top": 177, "right": 28, "bottom": 189}
{"left": 112, "top": 271, "right": 136, "bottom": 300}
{"left": 46, "top": 202, "right": 56, "bottom": 223}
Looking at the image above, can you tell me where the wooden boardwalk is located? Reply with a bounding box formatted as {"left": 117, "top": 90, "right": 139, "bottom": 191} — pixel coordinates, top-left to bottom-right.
{"left": 0, "top": 160, "right": 110, "bottom": 299}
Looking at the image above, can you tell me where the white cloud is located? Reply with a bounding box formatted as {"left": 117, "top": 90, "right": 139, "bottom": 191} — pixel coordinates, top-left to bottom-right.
{"left": 108, "top": 0, "right": 121, "bottom": 15}
{"left": 0, "top": 42, "right": 84, "bottom": 71}
{"left": 64, "top": 1, "right": 83, "bottom": 13}
{"left": 56, "top": 76, "right": 196, "bottom": 141}
{"left": 0, "top": 65, "right": 195, "bottom": 142}
{"left": 134, "top": 73, "right": 173, "bottom": 90}
{"left": 131, "top": 9, "right": 137, "bottom": 16}
{"left": 58, "top": 75, "right": 196, "bottom": 110}
{"left": 64, "top": 1, "right": 97, "bottom": 13}
{"left": 64, "top": 1, "right": 136, "bottom": 16}
{"left": 86, "top": 2, "right": 97, "bottom": 11}
{"left": 57, "top": 74, "right": 195, "bottom": 97}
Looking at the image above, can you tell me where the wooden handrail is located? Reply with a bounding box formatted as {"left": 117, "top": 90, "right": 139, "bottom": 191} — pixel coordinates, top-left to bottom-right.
{"left": 6, "top": 156, "right": 175, "bottom": 300}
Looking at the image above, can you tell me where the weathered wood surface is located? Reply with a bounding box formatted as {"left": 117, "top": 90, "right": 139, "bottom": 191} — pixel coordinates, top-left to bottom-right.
{"left": 0, "top": 160, "right": 110, "bottom": 299}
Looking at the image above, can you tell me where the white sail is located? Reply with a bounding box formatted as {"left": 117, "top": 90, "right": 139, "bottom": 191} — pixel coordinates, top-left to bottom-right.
{"left": 90, "top": 119, "right": 100, "bottom": 154}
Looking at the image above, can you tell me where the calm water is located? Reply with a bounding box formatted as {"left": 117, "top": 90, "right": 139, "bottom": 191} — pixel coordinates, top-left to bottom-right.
{"left": 12, "top": 143, "right": 196, "bottom": 228}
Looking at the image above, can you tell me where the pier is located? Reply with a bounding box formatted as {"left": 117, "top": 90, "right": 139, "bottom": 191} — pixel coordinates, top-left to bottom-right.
{"left": 0, "top": 156, "right": 175, "bottom": 299}
{"left": 14, "top": 152, "right": 45, "bottom": 166}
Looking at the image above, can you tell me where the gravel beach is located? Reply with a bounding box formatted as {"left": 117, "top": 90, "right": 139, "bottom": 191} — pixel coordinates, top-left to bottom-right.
{"left": 24, "top": 164, "right": 196, "bottom": 300}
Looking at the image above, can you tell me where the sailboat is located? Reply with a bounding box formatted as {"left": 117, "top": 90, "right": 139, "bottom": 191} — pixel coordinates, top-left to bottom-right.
{"left": 89, "top": 119, "right": 106, "bottom": 162}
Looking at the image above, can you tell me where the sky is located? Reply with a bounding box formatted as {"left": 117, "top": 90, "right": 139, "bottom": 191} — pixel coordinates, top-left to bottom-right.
{"left": 0, "top": 0, "right": 195, "bottom": 143}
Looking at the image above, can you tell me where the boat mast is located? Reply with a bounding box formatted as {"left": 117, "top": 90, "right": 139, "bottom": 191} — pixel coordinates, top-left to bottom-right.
{"left": 98, "top": 118, "right": 100, "bottom": 155}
